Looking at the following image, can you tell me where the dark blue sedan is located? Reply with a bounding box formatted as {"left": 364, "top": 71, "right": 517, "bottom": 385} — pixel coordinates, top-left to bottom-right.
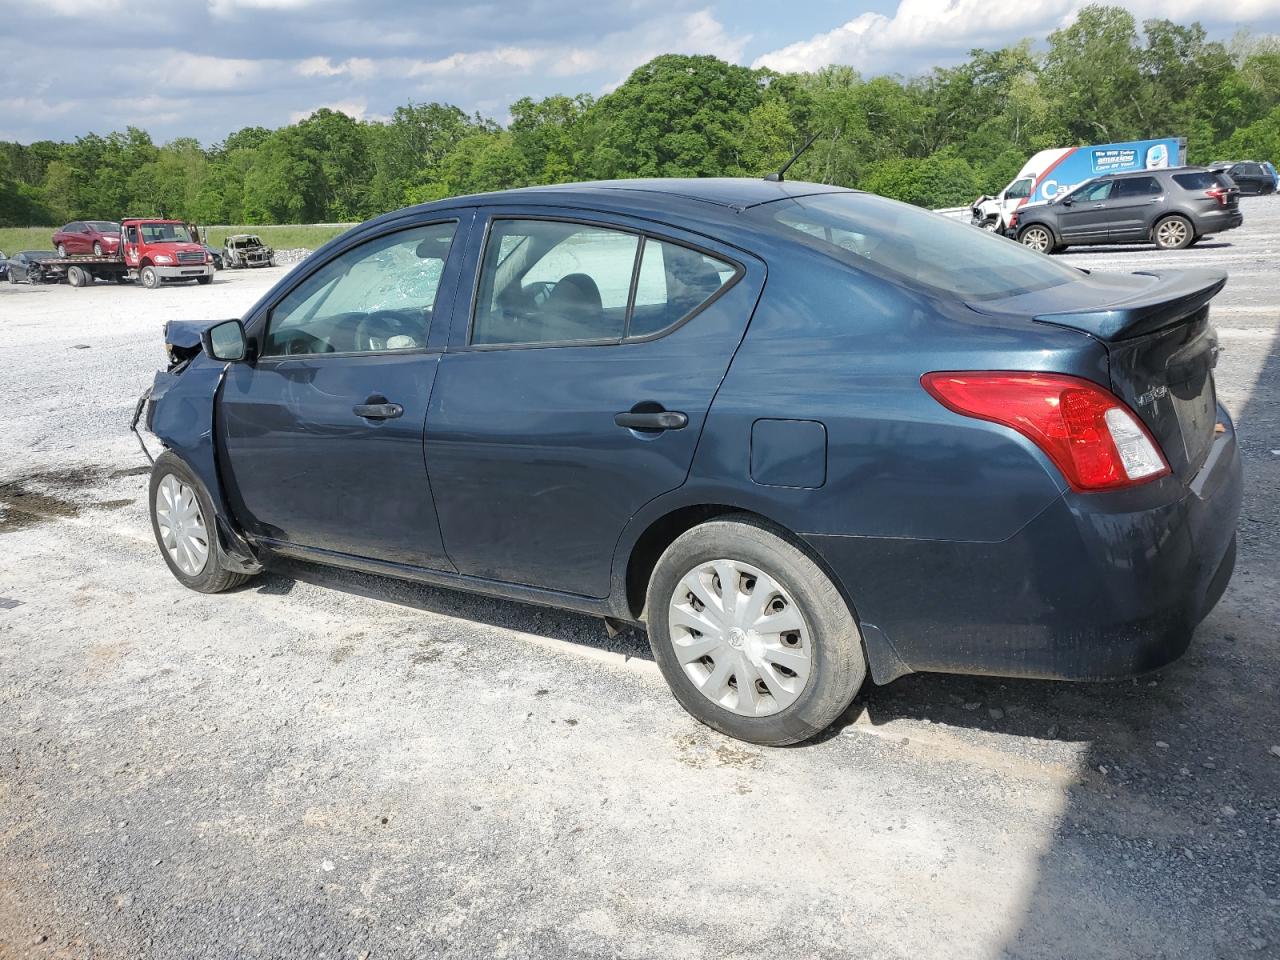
{"left": 137, "top": 178, "right": 1242, "bottom": 745}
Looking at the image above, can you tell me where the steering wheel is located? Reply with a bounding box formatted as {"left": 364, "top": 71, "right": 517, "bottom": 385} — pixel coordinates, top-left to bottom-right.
{"left": 280, "top": 331, "right": 334, "bottom": 355}
{"left": 355, "top": 310, "right": 421, "bottom": 351}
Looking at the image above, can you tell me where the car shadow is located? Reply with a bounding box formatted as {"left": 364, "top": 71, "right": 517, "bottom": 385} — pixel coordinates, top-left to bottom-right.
{"left": 258, "top": 557, "right": 653, "bottom": 660}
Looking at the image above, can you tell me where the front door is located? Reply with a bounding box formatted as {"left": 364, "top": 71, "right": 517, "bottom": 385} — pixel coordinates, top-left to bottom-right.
{"left": 1057, "top": 179, "right": 1116, "bottom": 241}
{"left": 425, "top": 210, "right": 764, "bottom": 597}
{"left": 219, "top": 215, "right": 471, "bottom": 568}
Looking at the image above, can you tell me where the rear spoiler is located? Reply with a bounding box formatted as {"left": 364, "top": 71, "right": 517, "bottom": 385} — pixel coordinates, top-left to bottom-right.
{"left": 1032, "top": 269, "right": 1226, "bottom": 341}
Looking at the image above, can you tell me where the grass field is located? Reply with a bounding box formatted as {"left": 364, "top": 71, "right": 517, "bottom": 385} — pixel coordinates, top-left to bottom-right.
{"left": 0, "top": 223, "right": 354, "bottom": 256}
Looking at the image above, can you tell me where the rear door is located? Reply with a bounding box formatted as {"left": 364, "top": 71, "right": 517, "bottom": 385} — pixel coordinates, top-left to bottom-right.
{"left": 219, "top": 213, "right": 472, "bottom": 568}
{"left": 425, "top": 208, "right": 765, "bottom": 597}
{"left": 1108, "top": 175, "right": 1163, "bottom": 240}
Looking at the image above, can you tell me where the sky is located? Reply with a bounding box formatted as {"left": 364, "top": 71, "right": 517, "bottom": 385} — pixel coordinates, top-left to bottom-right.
{"left": 1, "top": 0, "right": 1278, "bottom": 144}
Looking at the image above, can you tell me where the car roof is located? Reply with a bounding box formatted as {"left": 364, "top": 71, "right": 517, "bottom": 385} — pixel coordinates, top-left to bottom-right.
{"left": 422, "top": 177, "right": 852, "bottom": 212}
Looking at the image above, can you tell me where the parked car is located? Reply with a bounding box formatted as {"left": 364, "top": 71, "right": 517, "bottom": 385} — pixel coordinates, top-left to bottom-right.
{"left": 0, "top": 250, "right": 7, "bottom": 281}
{"left": 6, "top": 250, "right": 57, "bottom": 283}
{"left": 204, "top": 245, "right": 224, "bottom": 270}
{"left": 222, "top": 234, "right": 275, "bottom": 268}
{"left": 52, "top": 220, "right": 122, "bottom": 257}
{"left": 1011, "top": 167, "right": 1242, "bottom": 252}
{"left": 136, "top": 178, "right": 1241, "bottom": 746}
{"left": 1213, "top": 161, "right": 1277, "bottom": 196}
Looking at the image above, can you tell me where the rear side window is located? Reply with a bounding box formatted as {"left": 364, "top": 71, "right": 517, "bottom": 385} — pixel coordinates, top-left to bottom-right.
{"left": 754, "top": 192, "right": 1081, "bottom": 301}
{"left": 472, "top": 219, "right": 736, "bottom": 347}
{"left": 1173, "top": 172, "right": 1230, "bottom": 191}
{"left": 1114, "top": 176, "right": 1161, "bottom": 198}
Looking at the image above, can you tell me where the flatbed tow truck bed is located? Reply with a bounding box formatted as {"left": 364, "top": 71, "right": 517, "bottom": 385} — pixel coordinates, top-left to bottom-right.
{"left": 27, "top": 255, "right": 129, "bottom": 286}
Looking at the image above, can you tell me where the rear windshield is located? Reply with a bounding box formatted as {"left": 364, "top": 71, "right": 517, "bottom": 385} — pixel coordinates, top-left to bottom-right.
{"left": 1172, "top": 172, "right": 1231, "bottom": 191}
{"left": 751, "top": 192, "right": 1081, "bottom": 301}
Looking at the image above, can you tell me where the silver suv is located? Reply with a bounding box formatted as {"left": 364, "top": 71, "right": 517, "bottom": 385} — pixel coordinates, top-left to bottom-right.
{"left": 1009, "top": 167, "right": 1243, "bottom": 253}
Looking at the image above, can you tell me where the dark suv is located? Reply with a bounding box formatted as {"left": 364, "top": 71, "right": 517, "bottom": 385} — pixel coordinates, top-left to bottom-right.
{"left": 1010, "top": 168, "right": 1242, "bottom": 253}
{"left": 1211, "top": 161, "right": 1276, "bottom": 196}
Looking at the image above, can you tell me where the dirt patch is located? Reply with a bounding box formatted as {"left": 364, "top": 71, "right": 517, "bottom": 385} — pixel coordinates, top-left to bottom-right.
{"left": 0, "top": 466, "right": 142, "bottom": 533}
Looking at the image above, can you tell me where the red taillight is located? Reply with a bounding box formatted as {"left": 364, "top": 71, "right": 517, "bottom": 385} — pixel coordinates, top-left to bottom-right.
{"left": 921, "top": 372, "right": 1170, "bottom": 491}
{"left": 1205, "top": 187, "right": 1228, "bottom": 206}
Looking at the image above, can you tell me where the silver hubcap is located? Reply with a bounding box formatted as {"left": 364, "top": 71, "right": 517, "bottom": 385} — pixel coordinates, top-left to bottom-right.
{"left": 668, "top": 559, "right": 813, "bottom": 718}
{"left": 155, "top": 474, "right": 209, "bottom": 577}
{"left": 1022, "top": 228, "right": 1050, "bottom": 252}
{"left": 1158, "top": 220, "right": 1187, "bottom": 247}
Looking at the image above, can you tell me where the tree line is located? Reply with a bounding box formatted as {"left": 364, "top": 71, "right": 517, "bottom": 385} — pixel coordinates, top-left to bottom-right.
{"left": 2, "top": 5, "right": 1278, "bottom": 228}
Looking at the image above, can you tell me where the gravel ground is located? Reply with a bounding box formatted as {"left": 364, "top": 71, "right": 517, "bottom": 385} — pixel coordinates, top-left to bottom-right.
{"left": 1, "top": 205, "right": 1278, "bottom": 960}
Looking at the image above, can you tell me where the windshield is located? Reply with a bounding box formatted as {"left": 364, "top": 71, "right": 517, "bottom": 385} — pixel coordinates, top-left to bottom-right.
{"left": 139, "top": 223, "right": 194, "bottom": 244}
{"left": 753, "top": 192, "right": 1081, "bottom": 301}
{"left": 89, "top": 221, "right": 119, "bottom": 233}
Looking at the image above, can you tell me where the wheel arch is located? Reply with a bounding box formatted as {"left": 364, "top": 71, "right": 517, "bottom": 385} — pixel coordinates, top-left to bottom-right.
{"left": 615, "top": 498, "right": 911, "bottom": 685}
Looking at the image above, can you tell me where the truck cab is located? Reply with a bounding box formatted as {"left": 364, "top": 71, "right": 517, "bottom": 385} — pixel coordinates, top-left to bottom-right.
{"left": 121, "top": 219, "right": 214, "bottom": 289}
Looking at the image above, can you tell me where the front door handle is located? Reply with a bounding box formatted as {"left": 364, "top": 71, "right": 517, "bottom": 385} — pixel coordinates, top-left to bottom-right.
{"left": 353, "top": 399, "right": 403, "bottom": 420}
{"left": 614, "top": 410, "right": 688, "bottom": 431}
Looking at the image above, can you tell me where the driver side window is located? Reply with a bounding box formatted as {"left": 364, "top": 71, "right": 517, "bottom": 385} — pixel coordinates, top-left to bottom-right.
{"left": 1083, "top": 180, "right": 1113, "bottom": 201}
{"left": 263, "top": 221, "right": 457, "bottom": 357}
{"left": 1005, "top": 178, "right": 1032, "bottom": 200}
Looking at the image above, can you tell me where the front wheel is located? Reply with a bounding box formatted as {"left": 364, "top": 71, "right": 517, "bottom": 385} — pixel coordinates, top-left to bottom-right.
{"left": 148, "top": 452, "right": 252, "bottom": 594}
{"left": 646, "top": 516, "right": 866, "bottom": 746}
{"left": 56, "top": 243, "right": 66, "bottom": 257}
{"left": 93, "top": 241, "right": 103, "bottom": 256}
{"left": 139, "top": 265, "right": 160, "bottom": 289}
{"left": 197, "top": 274, "right": 213, "bottom": 285}
{"left": 978, "top": 218, "right": 1000, "bottom": 232}
{"left": 1154, "top": 215, "right": 1193, "bottom": 250}
{"left": 1018, "top": 224, "right": 1055, "bottom": 253}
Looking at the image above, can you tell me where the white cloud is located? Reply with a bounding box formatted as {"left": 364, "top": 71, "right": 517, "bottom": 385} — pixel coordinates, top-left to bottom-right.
{"left": 208, "top": 0, "right": 324, "bottom": 18}
{"left": 752, "top": 0, "right": 1280, "bottom": 74}
{"left": 408, "top": 46, "right": 545, "bottom": 78}
{"left": 295, "top": 56, "right": 376, "bottom": 80}
{"left": 289, "top": 99, "right": 380, "bottom": 122}
{"left": 149, "top": 53, "right": 268, "bottom": 91}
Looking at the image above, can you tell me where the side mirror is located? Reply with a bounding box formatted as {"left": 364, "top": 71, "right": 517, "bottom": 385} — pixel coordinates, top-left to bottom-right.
{"left": 202, "top": 319, "right": 249, "bottom": 362}
{"left": 1060, "top": 197, "right": 1073, "bottom": 207}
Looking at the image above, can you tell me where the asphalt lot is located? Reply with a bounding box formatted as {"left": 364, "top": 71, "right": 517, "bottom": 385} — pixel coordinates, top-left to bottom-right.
{"left": 1, "top": 204, "right": 1278, "bottom": 960}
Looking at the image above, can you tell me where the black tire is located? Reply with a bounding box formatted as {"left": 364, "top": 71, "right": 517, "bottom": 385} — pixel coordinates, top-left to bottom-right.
{"left": 645, "top": 515, "right": 866, "bottom": 746}
{"left": 1153, "top": 215, "right": 1194, "bottom": 250}
{"left": 93, "top": 241, "right": 103, "bottom": 256}
{"left": 148, "top": 452, "right": 252, "bottom": 594}
{"left": 56, "top": 243, "right": 66, "bottom": 257}
{"left": 197, "top": 274, "right": 213, "bottom": 285}
{"left": 1017, "top": 223, "right": 1055, "bottom": 254}
{"left": 140, "top": 265, "right": 160, "bottom": 289}
{"left": 67, "top": 265, "right": 85, "bottom": 287}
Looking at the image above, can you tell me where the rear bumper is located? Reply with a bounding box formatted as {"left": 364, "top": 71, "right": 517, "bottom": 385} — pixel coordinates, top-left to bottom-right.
{"left": 1196, "top": 209, "right": 1244, "bottom": 234}
{"left": 807, "top": 407, "right": 1243, "bottom": 682}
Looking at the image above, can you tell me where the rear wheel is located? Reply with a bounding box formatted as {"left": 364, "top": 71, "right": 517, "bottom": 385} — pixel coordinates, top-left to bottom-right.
{"left": 148, "top": 452, "right": 252, "bottom": 594}
{"left": 67, "top": 265, "right": 87, "bottom": 287}
{"left": 140, "top": 265, "right": 160, "bottom": 289}
{"left": 197, "top": 274, "right": 213, "bottom": 285}
{"left": 56, "top": 243, "right": 66, "bottom": 257}
{"left": 646, "top": 516, "right": 866, "bottom": 746}
{"left": 1153, "top": 215, "right": 1193, "bottom": 250}
{"left": 1018, "top": 224, "right": 1054, "bottom": 253}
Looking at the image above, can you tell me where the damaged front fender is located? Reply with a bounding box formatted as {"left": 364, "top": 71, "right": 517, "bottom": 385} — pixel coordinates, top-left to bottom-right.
{"left": 133, "top": 354, "right": 262, "bottom": 575}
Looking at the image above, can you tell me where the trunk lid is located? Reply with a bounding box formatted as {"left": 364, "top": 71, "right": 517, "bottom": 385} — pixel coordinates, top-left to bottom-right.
{"left": 970, "top": 268, "right": 1226, "bottom": 482}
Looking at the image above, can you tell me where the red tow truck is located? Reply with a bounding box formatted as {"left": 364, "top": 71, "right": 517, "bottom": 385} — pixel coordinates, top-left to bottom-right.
{"left": 32, "top": 218, "right": 214, "bottom": 289}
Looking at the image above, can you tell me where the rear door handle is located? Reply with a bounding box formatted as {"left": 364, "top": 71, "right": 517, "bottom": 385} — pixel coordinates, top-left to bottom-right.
{"left": 614, "top": 410, "right": 688, "bottom": 431}
{"left": 353, "top": 401, "right": 403, "bottom": 420}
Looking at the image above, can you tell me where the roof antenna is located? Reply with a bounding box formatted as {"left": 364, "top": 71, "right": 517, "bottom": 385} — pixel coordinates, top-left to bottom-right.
{"left": 764, "top": 131, "right": 820, "bottom": 183}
